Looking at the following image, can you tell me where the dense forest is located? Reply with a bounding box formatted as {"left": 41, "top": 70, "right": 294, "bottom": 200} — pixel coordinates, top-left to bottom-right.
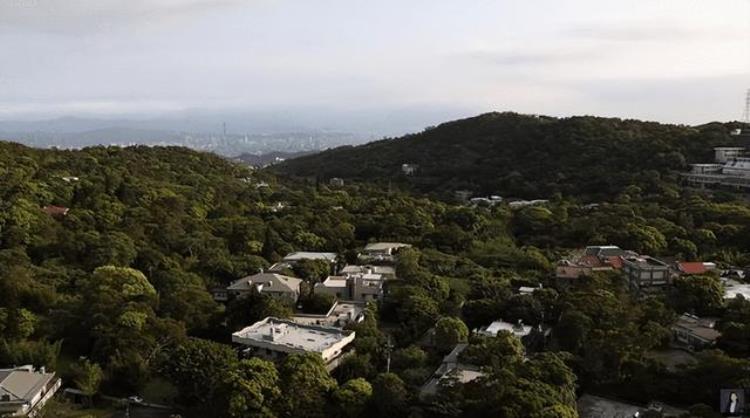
{"left": 275, "top": 112, "right": 748, "bottom": 200}
{"left": 1, "top": 111, "right": 750, "bottom": 418}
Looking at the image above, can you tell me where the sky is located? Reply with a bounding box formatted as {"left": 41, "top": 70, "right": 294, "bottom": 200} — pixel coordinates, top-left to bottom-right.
{"left": 0, "top": 0, "right": 749, "bottom": 132}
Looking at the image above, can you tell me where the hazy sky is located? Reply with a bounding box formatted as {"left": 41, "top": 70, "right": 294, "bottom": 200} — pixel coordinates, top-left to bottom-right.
{"left": 1, "top": 0, "right": 749, "bottom": 127}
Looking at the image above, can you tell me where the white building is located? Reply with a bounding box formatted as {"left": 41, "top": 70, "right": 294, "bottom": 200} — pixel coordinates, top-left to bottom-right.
{"left": 0, "top": 366, "right": 61, "bottom": 417}
{"left": 477, "top": 319, "right": 532, "bottom": 338}
{"left": 723, "top": 278, "right": 750, "bottom": 300}
{"left": 401, "top": 164, "right": 419, "bottom": 175}
{"left": 715, "top": 147, "right": 745, "bottom": 163}
{"left": 682, "top": 147, "right": 750, "bottom": 189}
{"left": 232, "top": 317, "right": 355, "bottom": 370}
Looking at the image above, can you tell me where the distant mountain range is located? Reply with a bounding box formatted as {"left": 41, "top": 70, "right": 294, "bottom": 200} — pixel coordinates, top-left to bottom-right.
{"left": 0, "top": 105, "right": 472, "bottom": 156}
{"left": 275, "top": 112, "right": 748, "bottom": 200}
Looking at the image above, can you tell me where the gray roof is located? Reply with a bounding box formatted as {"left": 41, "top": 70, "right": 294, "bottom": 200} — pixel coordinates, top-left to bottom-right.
{"left": 363, "top": 242, "right": 411, "bottom": 252}
{"left": 228, "top": 273, "right": 302, "bottom": 293}
{"left": 0, "top": 368, "right": 56, "bottom": 403}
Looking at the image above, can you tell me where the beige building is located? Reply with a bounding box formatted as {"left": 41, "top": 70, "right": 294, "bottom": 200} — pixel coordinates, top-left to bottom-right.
{"left": 222, "top": 272, "right": 302, "bottom": 302}
{"left": 314, "top": 273, "right": 385, "bottom": 302}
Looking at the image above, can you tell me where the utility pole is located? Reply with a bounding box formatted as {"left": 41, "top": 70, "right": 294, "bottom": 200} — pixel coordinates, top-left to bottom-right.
{"left": 385, "top": 335, "right": 393, "bottom": 373}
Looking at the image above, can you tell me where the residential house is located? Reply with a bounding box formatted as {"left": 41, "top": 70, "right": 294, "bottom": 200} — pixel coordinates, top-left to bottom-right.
{"left": 477, "top": 319, "right": 533, "bottom": 339}
{"left": 675, "top": 261, "right": 717, "bottom": 276}
{"left": 232, "top": 317, "right": 355, "bottom": 370}
{"left": 359, "top": 242, "right": 411, "bottom": 263}
{"left": 401, "top": 164, "right": 418, "bottom": 175}
{"left": 340, "top": 265, "right": 397, "bottom": 280}
{"left": 0, "top": 366, "right": 61, "bottom": 417}
{"left": 672, "top": 313, "right": 722, "bottom": 350}
{"left": 622, "top": 255, "right": 672, "bottom": 294}
{"left": 329, "top": 178, "right": 345, "bottom": 187}
{"left": 361, "top": 242, "right": 411, "bottom": 257}
{"left": 723, "top": 278, "right": 750, "bottom": 300}
{"left": 269, "top": 251, "right": 338, "bottom": 273}
{"left": 314, "top": 273, "right": 385, "bottom": 302}
{"left": 555, "top": 245, "right": 628, "bottom": 279}
{"left": 291, "top": 301, "right": 365, "bottom": 328}
{"left": 419, "top": 343, "right": 484, "bottom": 399}
{"left": 222, "top": 272, "right": 302, "bottom": 302}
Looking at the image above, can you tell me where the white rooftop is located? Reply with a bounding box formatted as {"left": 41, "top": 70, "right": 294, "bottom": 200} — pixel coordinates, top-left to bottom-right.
{"left": 282, "top": 252, "right": 337, "bottom": 262}
{"left": 723, "top": 278, "right": 750, "bottom": 300}
{"left": 232, "top": 317, "right": 352, "bottom": 353}
{"left": 318, "top": 276, "right": 348, "bottom": 289}
{"left": 479, "top": 319, "right": 532, "bottom": 338}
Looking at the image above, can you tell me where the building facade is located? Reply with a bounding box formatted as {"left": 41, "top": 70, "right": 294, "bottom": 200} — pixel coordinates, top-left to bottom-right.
{"left": 621, "top": 255, "right": 672, "bottom": 293}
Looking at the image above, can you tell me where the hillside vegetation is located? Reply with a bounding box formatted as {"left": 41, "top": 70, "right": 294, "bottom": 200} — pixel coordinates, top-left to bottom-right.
{"left": 276, "top": 112, "right": 744, "bottom": 199}
{"left": 3, "top": 138, "right": 750, "bottom": 417}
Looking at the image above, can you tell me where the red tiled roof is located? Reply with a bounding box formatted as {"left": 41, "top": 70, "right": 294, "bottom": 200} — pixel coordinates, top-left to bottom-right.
{"left": 578, "top": 255, "right": 605, "bottom": 267}
{"left": 677, "top": 262, "right": 708, "bottom": 275}
{"left": 604, "top": 256, "right": 623, "bottom": 269}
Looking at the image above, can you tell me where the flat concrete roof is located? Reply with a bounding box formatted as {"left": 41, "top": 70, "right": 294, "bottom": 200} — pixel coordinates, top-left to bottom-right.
{"left": 479, "top": 320, "right": 532, "bottom": 337}
{"left": 282, "top": 252, "right": 337, "bottom": 262}
{"left": 232, "top": 317, "right": 353, "bottom": 353}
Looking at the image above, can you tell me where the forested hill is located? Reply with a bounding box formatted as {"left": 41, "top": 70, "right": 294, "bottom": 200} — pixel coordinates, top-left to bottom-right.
{"left": 275, "top": 112, "right": 745, "bottom": 199}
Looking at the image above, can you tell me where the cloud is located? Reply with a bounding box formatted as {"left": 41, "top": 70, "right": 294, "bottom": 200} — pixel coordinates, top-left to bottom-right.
{"left": 563, "top": 22, "right": 745, "bottom": 42}
{"left": 462, "top": 48, "right": 607, "bottom": 67}
{"left": 0, "top": 0, "right": 247, "bottom": 33}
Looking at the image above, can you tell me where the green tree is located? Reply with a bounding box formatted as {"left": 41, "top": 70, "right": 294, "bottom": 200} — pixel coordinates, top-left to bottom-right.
{"left": 161, "top": 337, "right": 238, "bottom": 408}
{"left": 372, "top": 373, "right": 408, "bottom": 418}
{"left": 70, "top": 359, "right": 103, "bottom": 406}
{"left": 332, "top": 378, "right": 373, "bottom": 418}
{"left": 278, "top": 354, "right": 337, "bottom": 418}
{"left": 224, "top": 358, "right": 280, "bottom": 418}
{"left": 434, "top": 317, "right": 469, "bottom": 353}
